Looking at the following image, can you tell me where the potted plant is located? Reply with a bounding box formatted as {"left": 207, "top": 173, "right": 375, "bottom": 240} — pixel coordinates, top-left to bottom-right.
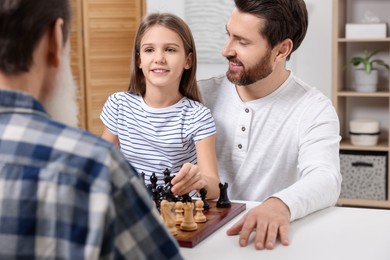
{"left": 350, "top": 50, "right": 390, "bottom": 92}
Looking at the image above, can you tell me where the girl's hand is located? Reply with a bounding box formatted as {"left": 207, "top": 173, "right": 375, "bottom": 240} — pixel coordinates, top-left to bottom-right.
{"left": 170, "top": 163, "right": 204, "bottom": 195}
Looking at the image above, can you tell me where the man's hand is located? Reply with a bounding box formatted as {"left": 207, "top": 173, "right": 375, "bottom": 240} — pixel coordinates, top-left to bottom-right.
{"left": 226, "top": 197, "right": 291, "bottom": 250}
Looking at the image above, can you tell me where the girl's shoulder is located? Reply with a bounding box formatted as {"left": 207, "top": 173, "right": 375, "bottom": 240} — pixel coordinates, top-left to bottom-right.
{"left": 109, "top": 91, "right": 141, "bottom": 103}
{"left": 180, "top": 97, "right": 209, "bottom": 110}
{"left": 110, "top": 91, "right": 138, "bottom": 98}
{"left": 180, "top": 97, "right": 213, "bottom": 119}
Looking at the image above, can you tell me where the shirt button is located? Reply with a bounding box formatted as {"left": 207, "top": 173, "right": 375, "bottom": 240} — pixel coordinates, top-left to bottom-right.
{"left": 238, "top": 144, "right": 242, "bottom": 149}
{"left": 241, "top": 127, "right": 246, "bottom": 132}
{"left": 245, "top": 108, "right": 250, "bottom": 113}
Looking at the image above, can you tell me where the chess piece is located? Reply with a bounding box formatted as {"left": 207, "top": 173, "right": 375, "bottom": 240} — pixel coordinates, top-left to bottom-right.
{"left": 160, "top": 200, "right": 178, "bottom": 235}
{"left": 180, "top": 202, "right": 198, "bottom": 231}
{"left": 150, "top": 172, "right": 158, "bottom": 189}
{"left": 199, "top": 188, "right": 210, "bottom": 210}
{"left": 163, "top": 168, "right": 172, "bottom": 184}
{"left": 175, "top": 201, "right": 184, "bottom": 225}
{"left": 194, "top": 200, "right": 207, "bottom": 223}
{"left": 155, "top": 168, "right": 175, "bottom": 202}
{"left": 152, "top": 188, "right": 161, "bottom": 211}
{"left": 181, "top": 193, "right": 192, "bottom": 203}
{"left": 141, "top": 172, "right": 153, "bottom": 197}
{"left": 162, "top": 178, "right": 176, "bottom": 202}
{"left": 163, "top": 183, "right": 175, "bottom": 202}
{"left": 217, "top": 182, "right": 231, "bottom": 208}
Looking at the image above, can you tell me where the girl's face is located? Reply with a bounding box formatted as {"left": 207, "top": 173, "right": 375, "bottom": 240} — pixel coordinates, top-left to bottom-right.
{"left": 138, "top": 25, "right": 192, "bottom": 93}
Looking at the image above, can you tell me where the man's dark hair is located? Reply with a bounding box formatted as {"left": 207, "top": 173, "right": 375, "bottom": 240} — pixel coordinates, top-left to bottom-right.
{"left": 0, "top": 0, "right": 71, "bottom": 74}
{"left": 234, "top": 0, "right": 308, "bottom": 59}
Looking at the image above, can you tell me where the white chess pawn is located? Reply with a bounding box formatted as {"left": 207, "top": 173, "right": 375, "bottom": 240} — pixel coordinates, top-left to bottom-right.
{"left": 194, "top": 200, "right": 207, "bottom": 223}
{"left": 175, "top": 201, "right": 184, "bottom": 225}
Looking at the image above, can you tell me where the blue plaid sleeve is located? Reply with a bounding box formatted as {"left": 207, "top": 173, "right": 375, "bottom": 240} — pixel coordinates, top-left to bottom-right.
{"left": 102, "top": 148, "right": 183, "bottom": 260}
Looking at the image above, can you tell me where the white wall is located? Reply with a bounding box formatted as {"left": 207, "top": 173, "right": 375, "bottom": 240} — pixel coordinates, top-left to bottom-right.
{"left": 290, "top": 0, "right": 332, "bottom": 97}
{"left": 146, "top": 0, "right": 333, "bottom": 97}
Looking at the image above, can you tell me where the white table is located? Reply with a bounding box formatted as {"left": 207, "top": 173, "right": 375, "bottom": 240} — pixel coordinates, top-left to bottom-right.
{"left": 181, "top": 201, "right": 390, "bottom": 260}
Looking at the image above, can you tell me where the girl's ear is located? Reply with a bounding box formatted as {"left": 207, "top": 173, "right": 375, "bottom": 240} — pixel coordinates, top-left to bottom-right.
{"left": 136, "top": 53, "right": 142, "bottom": 69}
{"left": 184, "top": 52, "right": 193, "bottom": 70}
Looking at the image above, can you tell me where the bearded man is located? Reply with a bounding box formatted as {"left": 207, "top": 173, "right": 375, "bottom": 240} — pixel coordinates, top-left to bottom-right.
{"left": 197, "top": 0, "right": 341, "bottom": 250}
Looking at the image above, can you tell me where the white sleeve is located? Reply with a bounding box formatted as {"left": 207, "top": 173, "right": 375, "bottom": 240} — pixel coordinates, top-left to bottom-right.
{"left": 273, "top": 95, "right": 342, "bottom": 221}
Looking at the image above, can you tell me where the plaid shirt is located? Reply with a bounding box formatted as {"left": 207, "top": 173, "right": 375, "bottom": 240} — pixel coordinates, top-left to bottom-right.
{"left": 0, "top": 90, "right": 183, "bottom": 260}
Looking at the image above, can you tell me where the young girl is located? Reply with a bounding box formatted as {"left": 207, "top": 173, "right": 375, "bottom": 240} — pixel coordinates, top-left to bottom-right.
{"left": 100, "top": 13, "right": 220, "bottom": 199}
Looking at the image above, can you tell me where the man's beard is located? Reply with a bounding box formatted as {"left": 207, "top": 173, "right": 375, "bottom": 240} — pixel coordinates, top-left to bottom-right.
{"left": 226, "top": 49, "right": 273, "bottom": 86}
{"left": 43, "top": 48, "right": 79, "bottom": 127}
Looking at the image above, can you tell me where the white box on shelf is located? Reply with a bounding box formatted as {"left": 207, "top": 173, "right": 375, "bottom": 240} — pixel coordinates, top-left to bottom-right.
{"left": 345, "top": 23, "right": 387, "bottom": 39}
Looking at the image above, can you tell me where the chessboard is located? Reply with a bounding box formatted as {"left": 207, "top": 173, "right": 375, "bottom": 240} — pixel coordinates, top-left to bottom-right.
{"left": 175, "top": 200, "right": 246, "bottom": 248}
{"left": 141, "top": 169, "right": 246, "bottom": 248}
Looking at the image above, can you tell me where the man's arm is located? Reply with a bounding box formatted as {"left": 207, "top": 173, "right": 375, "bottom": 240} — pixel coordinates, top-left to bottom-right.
{"left": 103, "top": 148, "right": 183, "bottom": 259}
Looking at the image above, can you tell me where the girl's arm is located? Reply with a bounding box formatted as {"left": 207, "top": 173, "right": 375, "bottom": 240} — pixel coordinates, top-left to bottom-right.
{"left": 171, "top": 134, "right": 220, "bottom": 199}
{"left": 101, "top": 127, "right": 120, "bottom": 146}
{"left": 195, "top": 134, "right": 220, "bottom": 198}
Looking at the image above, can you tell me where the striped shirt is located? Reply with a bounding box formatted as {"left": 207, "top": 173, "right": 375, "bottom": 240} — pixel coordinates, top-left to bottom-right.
{"left": 0, "top": 89, "right": 183, "bottom": 260}
{"left": 100, "top": 92, "right": 216, "bottom": 185}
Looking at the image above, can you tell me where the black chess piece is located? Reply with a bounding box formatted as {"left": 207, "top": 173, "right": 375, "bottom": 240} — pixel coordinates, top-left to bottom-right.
{"left": 161, "top": 168, "right": 177, "bottom": 201}
{"left": 157, "top": 185, "right": 164, "bottom": 199}
{"left": 216, "top": 182, "right": 231, "bottom": 208}
{"left": 181, "top": 193, "right": 192, "bottom": 203}
{"left": 150, "top": 172, "right": 158, "bottom": 189}
{"left": 162, "top": 181, "right": 175, "bottom": 202}
{"left": 174, "top": 195, "right": 183, "bottom": 202}
{"left": 163, "top": 168, "right": 172, "bottom": 184}
{"left": 152, "top": 188, "right": 161, "bottom": 211}
{"left": 140, "top": 172, "right": 152, "bottom": 195}
{"left": 199, "top": 188, "right": 210, "bottom": 210}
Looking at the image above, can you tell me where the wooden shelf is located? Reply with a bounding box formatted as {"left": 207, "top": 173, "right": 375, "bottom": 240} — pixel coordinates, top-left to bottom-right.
{"left": 337, "top": 198, "right": 390, "bottom": 208}
{"left": 333, "top": 0, "right": 390, "bottom": 209}
{"left": 338, "top": 37, "right": 390, "bottom": 43}
{"left": 340, "top": 139, "right": 388, "bottom": 151}
{"left": 337, "top": 91, "right": 390, "bottom": 97}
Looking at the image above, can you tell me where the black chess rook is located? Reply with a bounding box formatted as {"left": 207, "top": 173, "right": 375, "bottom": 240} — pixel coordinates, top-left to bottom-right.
{"left": 216, "top": 182, "right": 231, "bottom": 208}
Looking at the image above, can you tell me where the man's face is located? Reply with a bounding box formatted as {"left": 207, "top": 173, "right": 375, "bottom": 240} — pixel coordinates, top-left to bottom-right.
{"left": 223, "top": 8, "right": 274, "bottom": 86}
{"left": 43, "top": 45, "right": 79, "bottom": 127}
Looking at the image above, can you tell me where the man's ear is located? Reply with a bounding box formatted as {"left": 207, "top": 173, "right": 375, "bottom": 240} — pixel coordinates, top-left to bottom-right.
{"left": 47, "top": 18, "right": 65, "bottom": 68}
{"left": 274, "top": 39, "right": 293, "bottom": 61}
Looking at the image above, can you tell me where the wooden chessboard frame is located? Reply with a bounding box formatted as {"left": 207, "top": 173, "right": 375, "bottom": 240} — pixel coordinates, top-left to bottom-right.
{"left": 175, "top": 200, "right": 246, "bottom": 248}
